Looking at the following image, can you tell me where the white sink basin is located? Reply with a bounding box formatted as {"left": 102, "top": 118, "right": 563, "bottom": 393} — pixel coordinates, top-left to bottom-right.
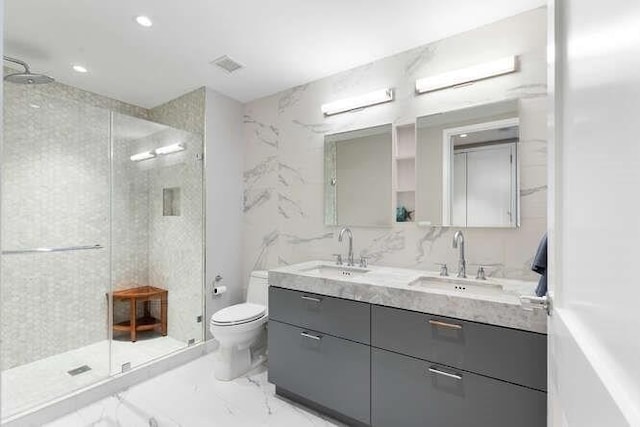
{"left": 409, "top": 275, "right": 507, "bottom": 297}
{"left": 299, "top": 264, "right": 370, "bottom": 279}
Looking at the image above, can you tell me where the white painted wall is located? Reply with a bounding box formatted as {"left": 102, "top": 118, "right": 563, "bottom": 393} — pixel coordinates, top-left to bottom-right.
{"left": 204, "top": 88, "right": 245, "bottom": 338}
{"left": 549, "top": 0, "right": 640, "bottom": 425}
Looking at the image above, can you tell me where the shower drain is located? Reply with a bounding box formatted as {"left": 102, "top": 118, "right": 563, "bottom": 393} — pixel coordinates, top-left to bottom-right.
{"left": 67, "top": 365, "right": 92, "bottom": 376}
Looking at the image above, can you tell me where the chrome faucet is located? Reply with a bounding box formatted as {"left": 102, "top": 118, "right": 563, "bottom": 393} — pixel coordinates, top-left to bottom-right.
{"left": 452, "top": 230, "right": 466, "bottom": 278}
{"left": 436, "top": 263, "right": 449, "bottom": 277}
{"left": 338, "top": 227, "right": 354, "bottom": 266}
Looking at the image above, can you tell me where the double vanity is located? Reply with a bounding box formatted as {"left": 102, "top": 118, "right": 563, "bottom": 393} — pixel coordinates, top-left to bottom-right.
{"left": 267, "top": 260, "right": 547, "bottom": 427}
{"left": 300, "top": 76, "right": 548, "bottom": 426}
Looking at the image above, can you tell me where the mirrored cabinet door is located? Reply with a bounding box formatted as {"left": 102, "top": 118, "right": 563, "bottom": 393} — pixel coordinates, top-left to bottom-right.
{"left": 325, "top": 124, "right": 393, "bottom": 227}
{"left": 416, "top": 99, "right": 520, "bottom": 228}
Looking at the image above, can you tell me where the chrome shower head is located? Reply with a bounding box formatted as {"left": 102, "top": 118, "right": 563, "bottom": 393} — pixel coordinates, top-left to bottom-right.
{"left": 4, "top": 72, "right": 55, "bottom": 85}
{"left": 3, "top": 56, "right": 55, "bottom": 85}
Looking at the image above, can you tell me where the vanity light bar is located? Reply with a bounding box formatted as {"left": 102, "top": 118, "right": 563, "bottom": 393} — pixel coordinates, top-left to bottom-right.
{"left": 130, "top": 151, "right": 156, "bottom": 162}
{"left": 155, "top": 143, "right": 186, "bottom": 155}
{"left": 130, "top": 143, "right": 186, "bottom": 162}
{"left": 321, "top": 89, "right": 394, "bottom": 116}
{"left": 415, "top": 56, "right": 517, "bottom": 94}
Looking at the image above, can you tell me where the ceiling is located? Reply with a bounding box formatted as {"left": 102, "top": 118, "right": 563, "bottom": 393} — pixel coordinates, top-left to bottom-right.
{"left": 4, "top": 0, "right": 545, "bottom": 108}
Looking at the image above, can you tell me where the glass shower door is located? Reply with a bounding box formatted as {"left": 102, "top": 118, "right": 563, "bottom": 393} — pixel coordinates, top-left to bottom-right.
{"left": 1, "top": 91, "right": 112, "bottom": 419}
{"left": 110, "top": 113, "right": 204, "bottom": 374}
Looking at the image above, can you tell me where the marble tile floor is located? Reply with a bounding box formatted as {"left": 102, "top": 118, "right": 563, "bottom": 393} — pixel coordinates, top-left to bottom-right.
{"left": 45, "top": 352, "right": 345, "bottom": 427}
{"left": 2, "top": 335, "right": 186, "bottom": 419}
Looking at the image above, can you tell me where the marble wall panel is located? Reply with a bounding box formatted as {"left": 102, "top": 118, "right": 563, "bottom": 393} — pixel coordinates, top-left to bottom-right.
{"left": 242, "top": 8, "right": 548, "bottom": 282}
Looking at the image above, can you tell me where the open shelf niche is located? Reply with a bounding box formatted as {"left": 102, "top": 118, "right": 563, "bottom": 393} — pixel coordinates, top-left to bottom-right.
{"left": 393, "top": 123, "right": 416, "bottom": 223}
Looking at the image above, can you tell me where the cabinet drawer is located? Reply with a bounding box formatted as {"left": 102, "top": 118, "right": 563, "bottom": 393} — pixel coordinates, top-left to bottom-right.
{"left": 372, "top": 348, "right": 546, "bottom": 427}
{"left": 372, "top": 305, "right": 546, "bottom": 391}
{"left": 269, "top": 286, "right": 370, "bottom": 344}
{"left": 267, "top": 320, "right": 371, "bottom": 425}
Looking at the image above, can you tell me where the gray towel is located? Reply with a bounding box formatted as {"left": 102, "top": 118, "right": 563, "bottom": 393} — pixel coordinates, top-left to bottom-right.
{"left": 531, "top": 233, "right": 547, "bottom": 297}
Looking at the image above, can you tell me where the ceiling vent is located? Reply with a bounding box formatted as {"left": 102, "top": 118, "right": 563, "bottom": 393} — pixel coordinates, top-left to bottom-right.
{"left": 210, "top": 55, "right": 244, "bottom": 74}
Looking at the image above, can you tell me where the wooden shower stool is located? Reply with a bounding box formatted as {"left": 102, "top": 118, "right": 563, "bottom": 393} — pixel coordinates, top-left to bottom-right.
{"left": 112, "top": 286, "right": 168, "bottom": 342}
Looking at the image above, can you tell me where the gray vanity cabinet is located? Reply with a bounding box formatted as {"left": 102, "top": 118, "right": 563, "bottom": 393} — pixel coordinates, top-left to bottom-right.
{"left": 268, "top": 286, "right": 370, "bottom": 344}
{"left": 268, "top": 287, "right": 371, "bottom": 425}
{"left": 371, "top": 305, "right": 547, "bottom": 391}
{"left": 268, "top": 286, "right": 547, "bottom": 427}
{"left": 371, "top": 348, "right": 547, "bottom": 427}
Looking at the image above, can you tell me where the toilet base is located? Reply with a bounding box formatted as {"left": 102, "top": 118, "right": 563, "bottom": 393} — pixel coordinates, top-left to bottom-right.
{"left": 214, "top": 343, "right": 267, "bottom": 381}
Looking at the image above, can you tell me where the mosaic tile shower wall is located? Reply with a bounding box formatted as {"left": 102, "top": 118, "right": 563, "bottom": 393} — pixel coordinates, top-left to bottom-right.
{"left": 149, "top": 88, "right": 205, "bottom": 135}
{"left": 147, "top": 144, "right": 204, "bottom": 344}
{"left": 2, "top": 85, "right": 112, "bottom": 369}
{"left": 148, "top": 89, "right": 206, "bottom": 344}
{"left": 111, "top": 122, "right": 152, "bottom": 329}
{"left": 111, "top": 120, "right": 204, "bottom": 344}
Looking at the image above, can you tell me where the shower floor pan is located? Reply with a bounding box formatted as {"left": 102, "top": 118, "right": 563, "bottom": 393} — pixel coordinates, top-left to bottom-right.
{"left": 1, "top": 336, "right": 185, "bottom": 419}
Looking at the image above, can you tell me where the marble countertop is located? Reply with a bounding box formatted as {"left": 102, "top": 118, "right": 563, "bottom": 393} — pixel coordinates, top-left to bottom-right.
{"left": 268, "top": 260, "right": 547, "bottom": 334}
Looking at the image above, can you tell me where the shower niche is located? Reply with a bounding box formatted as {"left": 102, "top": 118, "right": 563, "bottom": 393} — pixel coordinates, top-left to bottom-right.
{"left": 163, "top": 187, "right": 181, "bottom": 216}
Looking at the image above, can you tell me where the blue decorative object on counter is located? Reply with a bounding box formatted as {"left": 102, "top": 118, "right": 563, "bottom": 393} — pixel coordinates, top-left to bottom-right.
{"left": 396, "top": 206, "right": 408, "bottom": 222}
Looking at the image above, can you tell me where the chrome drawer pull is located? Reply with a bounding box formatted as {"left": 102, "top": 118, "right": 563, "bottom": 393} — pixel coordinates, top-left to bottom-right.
{"left": 301, "top": 295, "right": 322, "bottom": 303}
{"left": 428, "top": 367, "right": 462, "bottom": 381}
{"left": 300, "top": 332, "right": 322, "bottom": 341}
{"left": 428, "top": 319, "right": 463, "bottom": 330}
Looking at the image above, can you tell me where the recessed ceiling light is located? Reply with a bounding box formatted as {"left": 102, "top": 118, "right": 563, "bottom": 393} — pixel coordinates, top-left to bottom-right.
{"left": 460, "top": 134, "right": 468, "bottom": 138}
{"left": 73, "top": 65, "right": 88, "bottom": 73}
{"left": 135, "top": 16, "right": 153, "bottom": 27}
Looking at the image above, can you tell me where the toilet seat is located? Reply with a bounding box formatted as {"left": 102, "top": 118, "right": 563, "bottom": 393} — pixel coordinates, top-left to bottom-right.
{"left": 211, "top": 303, "right": 266, "bottom": 326}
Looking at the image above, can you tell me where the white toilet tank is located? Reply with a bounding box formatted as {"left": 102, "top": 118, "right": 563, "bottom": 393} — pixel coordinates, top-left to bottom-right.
{"left": 246, "top": 270, "right": 269, "bottom": 306}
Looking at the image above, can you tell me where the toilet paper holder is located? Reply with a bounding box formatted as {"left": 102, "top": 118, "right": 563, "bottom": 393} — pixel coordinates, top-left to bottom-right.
{"left": 213, "top": 274, "right": 226, "bottom": 296}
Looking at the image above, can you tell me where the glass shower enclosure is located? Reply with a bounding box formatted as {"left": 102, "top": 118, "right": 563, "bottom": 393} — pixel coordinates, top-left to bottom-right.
{"left": 0, "top": 89, "right": 204, "bottom": 420}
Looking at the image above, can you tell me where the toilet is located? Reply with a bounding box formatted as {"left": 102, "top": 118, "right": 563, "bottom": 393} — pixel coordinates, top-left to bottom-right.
{"left": 209, "top": 270, "right": 269, "bottom": 381}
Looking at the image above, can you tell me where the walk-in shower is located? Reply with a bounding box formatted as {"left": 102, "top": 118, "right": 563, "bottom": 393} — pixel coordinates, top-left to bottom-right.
{"left": 0, "top": 75, "right": 205, "bottom": 420}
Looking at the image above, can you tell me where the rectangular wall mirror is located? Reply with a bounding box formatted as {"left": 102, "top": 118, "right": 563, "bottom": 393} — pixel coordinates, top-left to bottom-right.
{"left": 416, "top": 100, "right": 520, "bottom": 228}
{"left": 325, "top": 124, "right": 393, "bottom": 227}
